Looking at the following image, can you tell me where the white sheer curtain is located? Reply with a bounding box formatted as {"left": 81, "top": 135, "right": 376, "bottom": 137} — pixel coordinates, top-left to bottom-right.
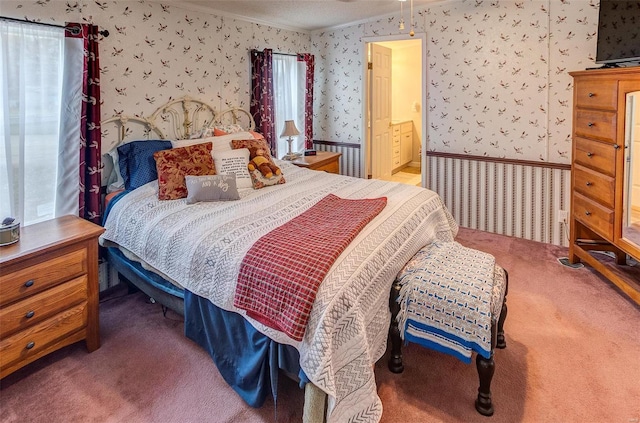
{"left": 0, "top": 21, "right": 65, "bottom": 226}
{"left": 273, "top": 54, "right": 306, "bottom": 159}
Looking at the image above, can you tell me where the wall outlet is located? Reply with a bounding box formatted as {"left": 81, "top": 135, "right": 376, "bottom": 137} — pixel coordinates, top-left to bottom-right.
{"left": 558, "top": 210, "right": 569, "bottom": 224}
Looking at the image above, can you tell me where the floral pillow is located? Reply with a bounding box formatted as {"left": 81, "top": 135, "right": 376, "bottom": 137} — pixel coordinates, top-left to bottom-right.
{"left": 248, "top": 169, "right": 286, "bottom": 190}
{"left": 231, "top": 138, "right": 272, "bottom": 157}
{"left": 153, "top": 142, "right": 216, "bottom": 200}
{"left": 213, "top": 123, "right": 245, "bottom": 135}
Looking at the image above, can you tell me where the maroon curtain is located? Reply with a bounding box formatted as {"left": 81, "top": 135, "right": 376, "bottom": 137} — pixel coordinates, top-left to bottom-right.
{"left": 250, "top": 49, "right": 276, "bottom": 152}
{"left": 298, "top": 54, "right": 315, "bottom": 149}
{"left": 66, "top": 23, "right": 102, "bottom": 224}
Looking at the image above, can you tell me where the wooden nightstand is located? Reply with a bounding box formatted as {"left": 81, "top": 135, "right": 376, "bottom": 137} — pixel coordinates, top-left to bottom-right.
{"left": 0, "top": 215, "right": 105, "bottom": 379}
{"left": 291, "top": 151, "right": 342, "bottom": 174}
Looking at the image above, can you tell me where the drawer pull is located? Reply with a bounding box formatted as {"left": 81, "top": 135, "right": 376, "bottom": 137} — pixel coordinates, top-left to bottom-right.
{"left": 585, "top": 211, "right": 592, "bottom": 216}
{"left": 26, "top": 341, "right": 35, "bottom": 350}
{"left": 588, "top": 92, "right": 594, "bottom": 97}
{"left": 586, "top": 152, "right": 594, "bottom": 157}
{"left": 25, "top": 310, "right": 35, "bottom": 319}
{"left": 586, "top": 182, "right": 593, "bottom": 186}
{"left": 614, "top": 144, "right": 620, "bottom": 150}
{"left": 587, "top": 122, "right": 594, "bottom": 127}
{"left": 24, "top": 280, "right": 34, "bottom": 288}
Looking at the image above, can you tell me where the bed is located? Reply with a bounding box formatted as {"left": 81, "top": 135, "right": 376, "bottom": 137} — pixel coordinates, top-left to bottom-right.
{"left": 99, "top": 96, "right": 458, "bottom": 423}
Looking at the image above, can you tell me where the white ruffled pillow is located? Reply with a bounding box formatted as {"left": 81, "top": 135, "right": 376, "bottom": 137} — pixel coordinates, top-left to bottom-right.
{"left": 212, "top": 148, "right": 253, "bottom": 189}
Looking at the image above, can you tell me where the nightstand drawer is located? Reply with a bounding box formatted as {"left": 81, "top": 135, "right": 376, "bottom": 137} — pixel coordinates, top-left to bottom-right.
{"left": 573, "top": 192, "right": 614, "bottom": 241}
{"left": 573, "top": 164, "right": 615, "bottom": 209}
{"left": 575, "top": 109, "right": 617, "bottom": 142}
{"left": 0, "top": 302, "right": 87, "bottom": 370}
{"left": 0, "top": 248, "right": 87, "bottom": 307}
{"left": 574, "top": 79, "right": 618, "bottom": 111}
{"left": 0, "top": 276, "right": 87, "bottom": 338}
{"left": 574, "top": 137, "right": 616, "bottom": 176}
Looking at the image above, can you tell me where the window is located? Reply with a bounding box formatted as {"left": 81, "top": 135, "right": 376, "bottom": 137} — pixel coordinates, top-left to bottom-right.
{"left": 273, "top": 54, "right": 306, "bottom": 159}
{"left": 0, "top": 21, "right": 64, "bottom": 226}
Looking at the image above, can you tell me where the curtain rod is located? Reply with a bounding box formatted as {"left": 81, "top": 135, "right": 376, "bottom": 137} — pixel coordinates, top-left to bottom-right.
{"left": 0, "top": 16, "right": 109, "bottom": 37}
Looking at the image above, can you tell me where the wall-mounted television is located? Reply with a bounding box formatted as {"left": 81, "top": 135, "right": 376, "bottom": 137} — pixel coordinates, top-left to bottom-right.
{"left": 595, "top": 0, "right": 640, "bottom": 66}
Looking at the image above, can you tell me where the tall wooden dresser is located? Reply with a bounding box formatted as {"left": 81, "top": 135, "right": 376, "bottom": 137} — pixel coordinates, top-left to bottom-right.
{"left": 569, "top": 67, "right": 640, "bottom": 305}
{"left": 0, "top": 215, "right": 105, "bottom": 378}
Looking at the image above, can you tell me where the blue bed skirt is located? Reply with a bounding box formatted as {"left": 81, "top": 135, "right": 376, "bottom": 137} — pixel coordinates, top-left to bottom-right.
{"left": 184, "top": 291, "right": 309, "bottom": 407}
{"left": 105, "top": 246, "right": 308, "bottom": 407}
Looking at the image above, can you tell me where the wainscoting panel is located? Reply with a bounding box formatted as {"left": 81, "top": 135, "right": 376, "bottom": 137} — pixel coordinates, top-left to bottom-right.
{"left": 313, "top": 141, "right": 361, "bottom": 178}
{"left": 426, "top": 155, "right": 572, "bottom": 247}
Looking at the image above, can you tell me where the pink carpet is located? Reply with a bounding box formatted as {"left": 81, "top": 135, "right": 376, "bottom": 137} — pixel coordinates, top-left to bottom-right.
{"left": 1, "top": 228, "right": 639, "bottom": 422}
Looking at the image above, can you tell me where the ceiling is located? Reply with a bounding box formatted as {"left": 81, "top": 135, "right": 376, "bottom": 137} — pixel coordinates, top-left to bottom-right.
{"left": 177, "top": 0, "right": 435, "bottom": 32}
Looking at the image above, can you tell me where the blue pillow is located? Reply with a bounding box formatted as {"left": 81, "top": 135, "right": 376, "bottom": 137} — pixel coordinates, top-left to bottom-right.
{"left": 117, "top": 140, "right": 172, "bottom": 190}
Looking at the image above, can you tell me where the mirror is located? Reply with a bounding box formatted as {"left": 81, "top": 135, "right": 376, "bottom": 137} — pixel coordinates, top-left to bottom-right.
{"left": 623, "top": 90, "right": 640, "bottom": 246}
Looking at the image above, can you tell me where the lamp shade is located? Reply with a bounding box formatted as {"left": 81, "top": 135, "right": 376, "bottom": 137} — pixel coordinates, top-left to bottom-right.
{"left": 280, "top": 120, "right": 300, "bottom": 138}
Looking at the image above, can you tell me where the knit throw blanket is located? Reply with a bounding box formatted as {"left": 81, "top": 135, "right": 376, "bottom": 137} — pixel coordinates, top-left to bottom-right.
{"left": 396, "top": 241, "right": 495, "bottom": 363}
{"left": 234, "top": 194, "right": 387, "bottom": 341}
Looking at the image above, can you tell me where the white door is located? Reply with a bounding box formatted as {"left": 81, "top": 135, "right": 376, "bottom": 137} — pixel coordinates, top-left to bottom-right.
{"left": 370, "top": 44, "right": 392, "bottom": 180}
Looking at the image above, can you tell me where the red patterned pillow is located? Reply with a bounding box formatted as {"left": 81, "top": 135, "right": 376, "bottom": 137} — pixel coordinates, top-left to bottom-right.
{"left": 153, "top": 142, "right": 216, "bottom": 200}
{"left": 231, "top": 138, "right": 272, "bottom": 157}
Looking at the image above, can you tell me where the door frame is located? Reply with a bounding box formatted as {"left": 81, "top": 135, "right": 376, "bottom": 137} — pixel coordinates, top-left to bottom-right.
{"left": 361, "top": 32, "right": 427, "bottom": 185}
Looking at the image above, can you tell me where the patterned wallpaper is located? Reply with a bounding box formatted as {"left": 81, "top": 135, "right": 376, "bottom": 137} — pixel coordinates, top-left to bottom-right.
{"left": 4, "top": 0, "right": 310, "bottom": 123}
{"left": 6, "top": 0, "right": 600, "bottom": 165}
{"left": 311, "top": 0, "right": 600, "bottom": 164}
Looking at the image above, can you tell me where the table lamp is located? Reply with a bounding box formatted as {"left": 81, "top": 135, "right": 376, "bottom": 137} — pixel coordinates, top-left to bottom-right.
{"left": 280, "top": 120, "right": 300, "bottom": 160}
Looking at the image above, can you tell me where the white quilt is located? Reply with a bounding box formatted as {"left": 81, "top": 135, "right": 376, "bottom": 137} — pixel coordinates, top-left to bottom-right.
{"left": 100, "top": 160, "right": 458, "bottom": 423}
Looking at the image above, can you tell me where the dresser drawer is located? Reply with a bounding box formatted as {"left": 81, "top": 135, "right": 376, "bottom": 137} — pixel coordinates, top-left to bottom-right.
{"left": 0, "top": 276, "right": 87, "bottom": 339}
{"left": 0, "top": 302, "right": 87, "bottom": 370}
{"left": 573, "top": 164, "right": 615, "bottom": 209}
{"left": 573, "top": 137, "right": 616, "bottom": 176}
{"left": 575, "top": 109, "right": 617, "bottom": 142}
{"left": 573, "top": 192, "right": 614, "bottom": 241}
{"left": 574, "top": 79, "right": 618, "bottom": 111}
{"left": 0, "top": 248, "right": 87, "bottom": 307}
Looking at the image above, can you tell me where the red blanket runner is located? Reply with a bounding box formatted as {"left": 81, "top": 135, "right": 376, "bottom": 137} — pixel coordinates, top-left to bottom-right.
{"left": 234, "top": 194, "right": 387, "bottom": 341}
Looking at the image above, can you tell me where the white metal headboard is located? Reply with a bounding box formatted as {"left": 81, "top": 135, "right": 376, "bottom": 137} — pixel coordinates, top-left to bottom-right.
{"left": 101, "top": 95, "right": 255, "bottom": 186}
{"left": 101, "top": 95, "right": 255, "bottom": 153}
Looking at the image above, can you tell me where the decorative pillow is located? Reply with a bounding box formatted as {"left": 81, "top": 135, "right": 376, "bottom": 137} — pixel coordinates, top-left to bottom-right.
{"left": 213, "top": 127, "right": 228, "bottom": 136}
{"left": 174, "top": 132, "right": 258, "bottom": 154}
{"left": 117, "top": 140, "right": 172, "bottom": 191}
{"left": 248, "top": 168, "right": 286, "bottom": 190}
{"left": 231, "top": 138, "right": 272, "bottom": 157}
{"left": 214, "top": 123, "right": 244, "bottom": 134}
{"left": 189, "top": 127, "right": 214, "bottom": 139}
{"left": 212, "top": 148, "right": 253, "bottom": 189}
{"left": 185, "top": 174, "right": 240, "bottom": 204}
{"left": 153, "top": 142, "right": 216, "bottom": 200}
{"left": 171, "top": 138, "right": 209, "bottom": 149}
{"left": 104, "top": 148, "right": 125, "bottom": 193}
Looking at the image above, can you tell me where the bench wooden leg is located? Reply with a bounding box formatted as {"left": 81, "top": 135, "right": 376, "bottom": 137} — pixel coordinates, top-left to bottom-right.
{"left": 388, "top": 279, "right": 404, "bottom": 373}
{"left": 497, "top": 269, "right": 509, "bottom": 349}
{"left": 476, "top": 268, "right": 508, "bottom": 416}
{"left": 475, "top": 350, "right": 495, "bottom": 416}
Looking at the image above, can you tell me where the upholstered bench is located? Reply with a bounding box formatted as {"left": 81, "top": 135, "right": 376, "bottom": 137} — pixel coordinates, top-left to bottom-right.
{"left": 387, "top": 241, "right": 508, "bottom": 416}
